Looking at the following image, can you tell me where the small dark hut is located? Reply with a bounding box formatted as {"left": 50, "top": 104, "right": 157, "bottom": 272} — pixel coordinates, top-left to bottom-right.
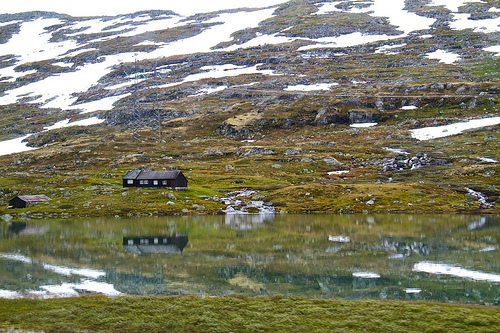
{"left": 8, "top": 195, "right": 51, "bottom": 209}
{"left": 123, "top": 234, "right": 188, "bottom": 255}
{"left": 122, "top": 169, "right": 188, "bottom": 190}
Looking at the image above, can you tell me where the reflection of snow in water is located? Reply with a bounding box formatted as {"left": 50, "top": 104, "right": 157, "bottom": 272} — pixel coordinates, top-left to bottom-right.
{"left": 468, "top": 217, "right": 487, "bottom": 230}
{"left": 0, "top": 253, "right": 120, "bottom": 298}
{"left": 413, "top": 262, "right": 500, "bottom": 283}
{"left": 329, "top": 235, "right": 350, "bottom": 243}
{"left": 480, "top": 246, "right": 496, "bottom": 252}
{"left": 353, "top": 272, "right": 380, "bottom": 279}
{"left": 224, "top": 213, "right": 275, "bottom": 230}
{"left": 405, "top": 288, "right": 422, "bottom": 294}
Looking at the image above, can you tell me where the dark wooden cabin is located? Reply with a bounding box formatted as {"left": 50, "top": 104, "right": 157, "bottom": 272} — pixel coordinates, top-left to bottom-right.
{"left": 122, "top": 170, "right": 188, "bottom": 190}
{"left": 8, "top": 195, "right": 51, "bottom": 209}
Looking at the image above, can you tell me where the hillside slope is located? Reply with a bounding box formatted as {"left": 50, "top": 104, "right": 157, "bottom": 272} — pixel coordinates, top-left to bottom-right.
{"left": 0, "top": 0, "right": 499, "bottom": 217}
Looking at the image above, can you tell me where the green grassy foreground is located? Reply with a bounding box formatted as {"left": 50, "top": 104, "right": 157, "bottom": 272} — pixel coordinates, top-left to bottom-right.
{"left": 0, "top": 296, "right": 499, "bottom": 332}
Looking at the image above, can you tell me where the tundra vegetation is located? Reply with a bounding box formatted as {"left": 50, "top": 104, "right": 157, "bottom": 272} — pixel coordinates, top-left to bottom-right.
{"left": 0, "top": 0, "right": 499, "bottom": 330}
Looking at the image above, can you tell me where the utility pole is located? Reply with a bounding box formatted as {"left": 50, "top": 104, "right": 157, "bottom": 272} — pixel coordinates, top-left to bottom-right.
{"left": 151, "top": 60, "right": 161, "bottom": 143}
{"left": 131, "top": 59, "right": 142, "bottom": 142}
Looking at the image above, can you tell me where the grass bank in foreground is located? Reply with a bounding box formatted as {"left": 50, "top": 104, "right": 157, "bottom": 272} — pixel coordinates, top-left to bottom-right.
{"left": 0, "top": 296, "right": 499, "bottom": 332}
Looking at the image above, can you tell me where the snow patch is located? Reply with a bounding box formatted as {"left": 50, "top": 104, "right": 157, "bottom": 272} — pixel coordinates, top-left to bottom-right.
{"left": 158, "top": 64, "right": 277, "bottom": 90}
{"left": 284, "top": 83, "right": 338, "bottom": 91}
{"left": 410, "top": 117, "right": 500, "bottom": 141}
{"left": 375, "top": 43, "right": 406, "bottom": 54}
{"left": 477, "top": 157, "right": 499, "bottom": 163}
{"left": 485, "top": 45, "right": 500, "bottom": 56}
{"left": 0, "top": 117, "right": 104, "bottom": 157}
{"left": 221, "top": 190, "right": 275, "bottom": 215}
{"left": 466, "top": 188, "right": 493, "bottom": 209}
{"left": 426, "top": 49, "right": 461, "bottom": 64}
{"left": 327, "top": 170, "right": 349, "bottom": 175}
{"left": 0, "top": 135, "right": 34, "bottom": 156}
{"left": 350, "top": 122, "right": 377, "bottom": 128}
{"left": 188, "top": 86, "right": 227, "bottom": 97}
{"left": 383, "top": 147, "right": 410, "bottom": 155}
{"left": 70, "top": 94, "right": 131, "bottom": 114}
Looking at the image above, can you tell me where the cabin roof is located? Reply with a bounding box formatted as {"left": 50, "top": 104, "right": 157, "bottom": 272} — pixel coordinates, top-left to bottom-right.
{"left": 123, "top": 170, "right": 182, "bottom": 180}
{"left": 16, "top": 195, "right": 51, "bottom": 202}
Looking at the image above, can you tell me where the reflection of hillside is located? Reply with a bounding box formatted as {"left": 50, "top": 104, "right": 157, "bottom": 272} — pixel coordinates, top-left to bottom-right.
{"left": 224, "top": 213, "right": 275, "bottom": 230}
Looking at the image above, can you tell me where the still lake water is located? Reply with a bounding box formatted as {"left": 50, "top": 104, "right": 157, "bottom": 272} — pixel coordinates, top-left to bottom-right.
{"left": 0, "top": 214, "right": 499, "bottom": 304}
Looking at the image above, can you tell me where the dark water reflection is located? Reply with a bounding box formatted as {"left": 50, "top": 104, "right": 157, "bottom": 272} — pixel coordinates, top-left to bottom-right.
{"left": 0, "top": 214, "right": 498, "bottom": 304}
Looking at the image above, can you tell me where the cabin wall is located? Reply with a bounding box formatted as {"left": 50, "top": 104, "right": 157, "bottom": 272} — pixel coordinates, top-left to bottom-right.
{"left": 122, "top": 175, "right": 188, "bottom": 190}
{"left": 8, "top": 197, "right": 27, "bottom": 208}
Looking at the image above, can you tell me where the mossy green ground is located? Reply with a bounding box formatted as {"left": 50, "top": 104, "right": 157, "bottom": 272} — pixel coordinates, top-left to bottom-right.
{"left": 0, "top": 296, "right": 499, "bottom": 333}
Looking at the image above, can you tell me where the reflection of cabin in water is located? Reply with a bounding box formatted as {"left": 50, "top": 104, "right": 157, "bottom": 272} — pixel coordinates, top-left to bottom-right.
{"left": 123, "top": 234, "right": 188, "bottom": 255}
{"left": 8, "top": 222, "right": 48, "bottom": 235}
{"left": 122, "top": 170, "right": 188, "bottom": 190}
{"left": 8, "top": 195, "right": 51, "bottom": 208}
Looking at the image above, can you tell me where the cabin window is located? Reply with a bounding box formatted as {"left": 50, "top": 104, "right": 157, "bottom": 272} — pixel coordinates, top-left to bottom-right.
{"left": 153, "top": 180, "right": 158, "bottom": 186}
{"left": 128, "top": 239, "right": 134, "bottom": 245}
{"left": 139, "top": 180, "right": 149, "bottom": 185}
{"left": 127, "top": 179, "right": 133, "bottom": 184}
{"left": 162, "top": 180, "right": 168, "bottom": 185}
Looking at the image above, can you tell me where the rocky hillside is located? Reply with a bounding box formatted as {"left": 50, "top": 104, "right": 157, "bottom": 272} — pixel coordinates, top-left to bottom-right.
{"left": 0, "top": 0, "right": 499, "bottom": 217}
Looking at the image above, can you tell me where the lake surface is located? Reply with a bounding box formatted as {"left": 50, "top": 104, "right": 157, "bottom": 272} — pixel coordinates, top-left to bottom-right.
{"left": 0, "top": 214, "right": 499, "bottom": 305}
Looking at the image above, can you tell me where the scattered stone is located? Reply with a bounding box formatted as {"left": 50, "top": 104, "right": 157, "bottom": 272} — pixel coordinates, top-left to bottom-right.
{"left": 1, "top": 214, "right": 13, "bottom": 222}
{"left": 284, "top": 148, "right": 301, "bottom": 156}
{"left": 374, "top": 152, "right": 446, "bottom": 172}
{"left": 167, "top": 192, "right": 177, "bottom": 200}
{"left": 167, "top": 201, "right": 175, "bottom": 205}
{"left": 323, "top": 157, "right": 342, "bottom": 167}
{"left": 241, "top": 148, "right": 275, "bottom": 156}
{"left": 272, "top": 164, "right": 282, "bottom": 169}
{"left": 192, "top": 204, "right": 205, "bottom": 210}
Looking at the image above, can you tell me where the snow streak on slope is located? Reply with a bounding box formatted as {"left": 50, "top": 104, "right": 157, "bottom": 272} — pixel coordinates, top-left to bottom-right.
{"left": 410, "top": 117, "right": 500, "bottom": 140}
{"left": 0, "top": 18, "right": 77, "bottom": 64}
{"left": 0, "top": 117, "right": 105, "bottom": 157}
{"left": 0, "top": 0, "right": 499, "bottom": 114}
{"left": 0, "top": 8, "right": 278, "bottom": 111}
